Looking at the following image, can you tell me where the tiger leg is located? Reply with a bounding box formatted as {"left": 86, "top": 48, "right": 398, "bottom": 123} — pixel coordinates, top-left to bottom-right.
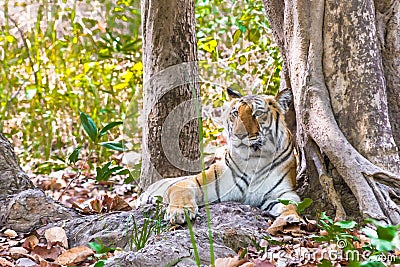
{"left": 164, "top": 179, "right": 199, "bottom": 224}
{"left": 164, "top": 164, "right": 222, "bottom": 224}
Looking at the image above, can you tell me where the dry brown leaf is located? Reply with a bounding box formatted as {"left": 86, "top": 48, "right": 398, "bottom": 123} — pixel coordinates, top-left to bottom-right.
{"left": 102, "top": 195, "right": 114, "bottom": 211}
{"left": 71, "top": 202, "right": 94, "bottom": 215}
{"left": 15, "top": 257, "right": 38, "bottom": 267}
{"left": 55, "top": 246, "right": 93, "bottom": 266}
{"left": 32, "top": 244, "right": 64, "bottom": 262}
{"left": 266, "top": 216, "right": 287, "bottom": 236}
{"left": 44, "top": 227, "right": 68, "bottom": 249}
{"left": 0, "top": 257, "right": 14, "bottom": 267}
{"left": 4, "top": 230, "right": 18, "bottom": 239}
{"left": 22, "top": 235, "right": 39, "bottom": 252}
{"left": 9, "top": 247, "right": 29, "bottom": 259}
{"left": 267, "top": 204, "right": 303, "bottom": 236}
{"left": 90, "top": 199, "right": 102, "bottom": 213}
{"left": 110, "top": 195, "right": 132, "bottom": 211}
{"left": 215, "top": 256, "right": 248, "bottom": 267}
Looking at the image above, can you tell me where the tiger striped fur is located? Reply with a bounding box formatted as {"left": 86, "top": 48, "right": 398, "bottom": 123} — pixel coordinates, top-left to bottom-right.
{"left": 137, "top": 88, "right": 300, "bottom": 224}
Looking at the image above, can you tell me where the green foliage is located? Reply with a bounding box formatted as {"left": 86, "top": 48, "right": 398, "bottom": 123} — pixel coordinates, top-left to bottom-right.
{"left": 88, "top": 238, "right": 116, "bottom": 267}
{"left": 363, "top": 219, "right": 400, "bottom": 252}
{"left": 312, "top": 212, "right": 359, "bottom": 251}
{"left": 127, "top": 197, "right": 167, "bottom": 251}
{"left": 0, "top": 0, "right": 141, "bottom": 165}
{"left": 88, "top": 238, "right": 116, "bottom": 254}
{"left": 278, "top": 198, "right": 313, "bottom": 214}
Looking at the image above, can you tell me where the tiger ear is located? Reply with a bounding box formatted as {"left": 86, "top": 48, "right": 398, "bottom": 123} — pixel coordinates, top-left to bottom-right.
{"left": 275, "top": 88, "right": 293, "bottom": 113}
{"left": 227, "top": 87, "right": 243, "bottom": 99}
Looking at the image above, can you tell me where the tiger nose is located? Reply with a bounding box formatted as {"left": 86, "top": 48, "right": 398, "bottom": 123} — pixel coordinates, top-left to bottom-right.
{"left": 235, "top": 133, "right": 248, "bottom": 139}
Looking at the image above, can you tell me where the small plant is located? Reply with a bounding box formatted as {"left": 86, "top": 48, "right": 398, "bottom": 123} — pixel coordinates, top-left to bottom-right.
{"left": 88, "top": 238, "right": 117, "bottom": 267}
{"left": 351, "top": 219, "right": 400, "bottom": 266}
{"left": 279, "top": 197, "right": 313, "bottom": 214}
{"left": 69, "top": 111, "right": 135, "bottom": 183}
{"left": 312, "top": 212, "right": 359, "bottom": 251}
{"left": 127, "top": 196, "right": 167, "bottom": 251}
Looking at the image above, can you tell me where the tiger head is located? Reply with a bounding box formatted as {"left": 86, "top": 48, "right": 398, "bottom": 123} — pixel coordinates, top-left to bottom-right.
{"left": 224, "top": 88, "right": 293, "bottom": 155}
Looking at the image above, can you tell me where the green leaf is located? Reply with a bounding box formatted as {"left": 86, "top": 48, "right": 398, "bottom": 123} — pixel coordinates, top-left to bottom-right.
{"left": 278, "top": 199, "right": 292, "bottom": 205}
{"left": 247, "top": 28, "right": 260, "bottom": 43}
{"left": 296, "top": 198, "right": 313, "bottom": 214}
{"left": 232, "top": 29, "right": 242, "bottom": 45}
{"left": 88, "top": 241, "right": 102, "bottom": 253}
{"left": 68, "top": 147, "right": 82, "bottom": 164}
{"left": 376, "top": 225, "right": 397, "bottom": 241}
{"left": 99, "top": 141, "right": 127, "bottom": 151}
{"left": 334, "top": 220, "right": 357, "bottom": 229}
{"left": 94, "top": 261, "right": 105, "bottom": 267}
{"left": 359, "top": 261, "right": 387, "bottom": 267}
{"left": 80, "top": 111, "right": 98, "bottom": 142}
{"left": 99, "top": 121, "right": 123, "bottom": 138}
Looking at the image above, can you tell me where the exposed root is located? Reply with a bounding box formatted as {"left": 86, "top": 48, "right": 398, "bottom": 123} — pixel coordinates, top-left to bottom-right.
{"left": 308, "top": 140, "right": 346, "bottom": 221}
{"left": 364, "top": 173, "right": 400, "bottom": 224}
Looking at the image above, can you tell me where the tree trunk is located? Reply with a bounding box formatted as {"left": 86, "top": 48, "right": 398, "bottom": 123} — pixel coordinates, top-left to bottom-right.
{"left": 140, "top": 0, "right": 201, "bottom": 190}
{"left": 263, "top": 0, "right": 400, "bottom": 223}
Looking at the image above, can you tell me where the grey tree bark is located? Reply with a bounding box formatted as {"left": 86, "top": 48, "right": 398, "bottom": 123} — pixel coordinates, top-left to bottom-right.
{"left": 263, "top": 0, "right": 400, "bottom": 224}
{"left": 140, "top": 0, "right": 201, "bottom": 190}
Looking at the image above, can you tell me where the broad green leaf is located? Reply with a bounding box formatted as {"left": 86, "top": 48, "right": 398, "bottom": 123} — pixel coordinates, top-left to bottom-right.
{"left": 68, "top": 147, "right": 82, "bottom": 164}
{"left": 376, "top": 225, "right": 397, "bottom": 241}
{"left": 247, "top": 29, "right": 261, "bottom": 43}
{"left": 278, "top": 199, "right": 292, "bottom": 205}
{"left": 99, "top": 141, "right": 127, "bottom": 151}
{"left": 296, "top": 198, "right": 313, "bottom": 214}
{"left": 80, "top": 111, "right": 98, "bottom": 142}
{"left": 99, "top": 121, "right": 123, "bottom": 138}
{"left": 359, "top": 261, "right": 387, "bottom": 267}
{"left": 93, "top": 261, "right": 105, "bottom": 267}
{"left": 232, "top": 29, "right": 241, "bottom": 45}
{"left": 334, "top": 220, "right": 357, "bottom": 229}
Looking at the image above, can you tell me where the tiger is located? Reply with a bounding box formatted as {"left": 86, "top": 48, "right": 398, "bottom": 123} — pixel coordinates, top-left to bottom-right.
{"left": 137, "top": 87, "right": 300, "bottom": 225}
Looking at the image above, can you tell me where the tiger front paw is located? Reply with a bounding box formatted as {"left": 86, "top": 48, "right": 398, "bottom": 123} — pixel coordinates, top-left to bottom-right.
{"left": 165, "top": 203, "right": 198, "bottom": 225}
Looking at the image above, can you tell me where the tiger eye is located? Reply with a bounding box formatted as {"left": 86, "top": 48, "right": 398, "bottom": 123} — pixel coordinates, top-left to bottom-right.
{"left": 232, "top": 110, "right": 239, "bottom": 117}
{"left": 254, "top": 110, "right": 264, "bottom": 117}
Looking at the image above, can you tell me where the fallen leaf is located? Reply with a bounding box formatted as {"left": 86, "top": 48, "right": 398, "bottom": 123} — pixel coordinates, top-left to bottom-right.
{"left": 266, "top": 216, "right": 287, "bottom": 236}
{"left": 15, "top": 257, "right": 38, "bottom": 267}
{"left": 215, "top": 256, "right": 248, "bottom": 267}
{"left": 32, "top": 244, "right": 64, "bottom": 261}
{"left": 266, "top": 204, "right": 303, "bottom": 236}
{"left": 22, "top": 235, "right": 39, "bottom": 252}
{"left": 110, "top": 195, "right": 132, "bottom": 211}
{"left": 90, "top": 199, "right": 102, "bottom": 213}
{"left": 4, "top": 230, "right": 18, "bottom": 239}
{"left": 55, "top": 246, "right": 93, "bottom": 266}
{"left": 71, "top": 202, "right": 95, "bottom": 215}
{"left": 9, "top": 247, "right": 29, "bottom": 259}
{"left": 0, "top": 257, "right": 14, "bottom": 267}
{"left": 44, "top": 227, "right": 68, "bottom": 249}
